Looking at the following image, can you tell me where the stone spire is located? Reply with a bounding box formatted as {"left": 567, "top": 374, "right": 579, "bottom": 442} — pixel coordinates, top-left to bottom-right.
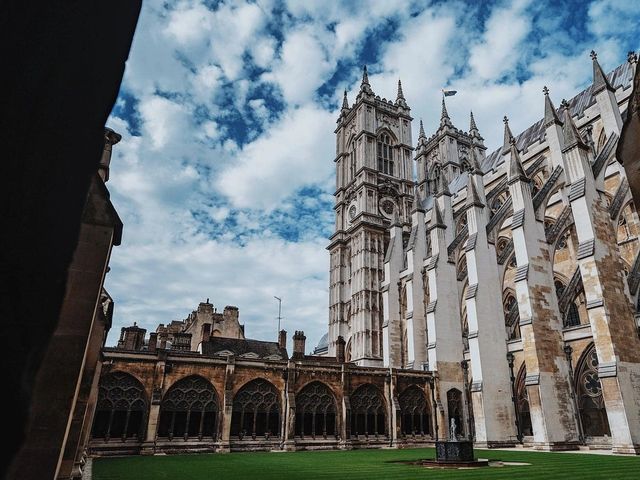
{"left": 359, "top": 65, "right": 373, "bottom": 95}
{"left": 440, "top": 95, "right": 452, "bottom": 126}
{"left": 469, "top": 110, "right": 478, "bottom": 132}
{"left": 543, "top": 86, "right": 562, "bottom": 128}
{"left": 396, "top": 79, "right": 408, "bottom": 108}
{"left": 502, "top": 115, "right": 514, "bottom": 154}
{"left": 419, "top": 119, "right": 426, "bottom": 138}
{"left": 508, "top": 139, "right": 530, "bottom": 184}
{"left": 561, "top": 101, "right": 588, "bottom": 151}
{"left": 431, "top": 199, "right": 445, "bottom": 228}
{"left": 590, "top": 50, "right": 614, "bottom": 94}
{"left": 466, "top": 175, "right": 484, "bottom": 208}
{"left": 341, "top": 89, "right": 349, "bottom": 110}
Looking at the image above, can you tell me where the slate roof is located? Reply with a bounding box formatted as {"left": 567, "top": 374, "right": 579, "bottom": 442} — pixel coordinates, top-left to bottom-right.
{"left": 202, "top": 337, "right": 288, "bottom": 360}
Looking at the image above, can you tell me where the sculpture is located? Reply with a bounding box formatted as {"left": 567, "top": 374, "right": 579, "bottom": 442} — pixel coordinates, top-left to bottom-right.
{"left": 449, "top": 418, "right": 457, "bottom": 441}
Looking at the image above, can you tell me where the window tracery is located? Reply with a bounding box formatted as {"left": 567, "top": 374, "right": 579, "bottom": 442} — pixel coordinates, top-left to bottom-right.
{"left": 350, "top": 384, "right": 386, "bottom": 438}
{"left": 399, "top": 386, "right": 431, "bottom": 437}
{"left": 377, "top": 134, "right": 394, "bottom": 176}
{"left": 231, "top": 379, "right": 281, "bottom": 439}
{"left": 576, "top": 344, "right": 611, "bottom": 437}
{"left": 295, "top": 382, "right": 337, "bottom": 439}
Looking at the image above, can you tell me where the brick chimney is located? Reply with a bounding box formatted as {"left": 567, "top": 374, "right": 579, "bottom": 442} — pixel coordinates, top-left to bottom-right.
{"left": 292, "top": 331, "right": 306, "bottom": 359}
{"left": 336, "top": 336, "right": 346, "bottom": 363}
{"left": 278, "top": 329, "right": 287, "bottom": 350}
{"left": 148, "top": 332, "right": 158, "bottom": 352}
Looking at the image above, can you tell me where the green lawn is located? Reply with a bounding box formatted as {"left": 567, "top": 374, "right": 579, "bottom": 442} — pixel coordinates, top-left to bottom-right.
{"left": 93, "top": 447, "right": 640, "bottom": 480}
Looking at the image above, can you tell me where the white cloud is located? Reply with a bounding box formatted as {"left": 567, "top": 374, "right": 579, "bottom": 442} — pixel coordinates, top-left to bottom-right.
{"left": 216, "top": 105, "right": 335, "bottom": 210}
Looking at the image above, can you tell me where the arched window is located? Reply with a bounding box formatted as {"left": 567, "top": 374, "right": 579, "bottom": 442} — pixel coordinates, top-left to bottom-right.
{"left": 377, "top": 134, "right": 394, "bottom": 175}
{"left": 515, "top": 365, "right": 533, "bottom": 436}
{"left": 91, "top": 372, "right": 147, "bottom": 441}
{"left": 350, "top": 143, "right": 356, "bottom": 181}
{"left": 350, "top": 384, "right": 387, "bottom": 438}
{"left": 295, "top": 382, "right": 337, "bottom": 439}
{"left": 231, "top": 379, "right": 281, "bottom": 439}
{"left": 575, "top": 344, "right": 611, "bottom": 437}
{"left": 157, "top": 376, "right": 218, "bottom": 440}
{"left": 565, "top": 302, "right": 581, "bottom": 328}
{"left": 399, "top": 386, "right": 431, "bottom": 437}
{"left": 446, "top": 389, "right": 463, "bottom": 438}
{"left": 504, "top": 294, "right": 520, "bottom": 340}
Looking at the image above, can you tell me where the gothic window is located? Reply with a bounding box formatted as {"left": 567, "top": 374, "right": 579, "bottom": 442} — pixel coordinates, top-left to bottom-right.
{"left": 576, "top": 344, "right": 611, "bottom": 437}
{"left": 504, "top": 294, "right": 521, "bottom": 340}
{"left": 565, "top": 302, "right": 581, "bottom": 328}
{"left": 399, "top": 386, "right": 431, "bottom": 437}
{"left": 91, "top": 372, "right": 147, "bottom": 441}
{"left": 231, "top": 379, "right": 281, "bottom": 439}
{"left": 157, "top": 376, "right": 218, "bottom": 440}
{"left": 350, "top": 384, "right": 387, "bottom": 438}
{"left": 446, "top": 389, "right": 463, "bottom": 437}
{"left": 350, "top": 143, "right": 356, "bottom": 181}
{"left": 515, "top": 365, "right": 533, "bottom": 436}
{"left": 295, "top": 382, "right": 337, "bottom": 439}
{"left": 377, "top": 134, "right": 394, "bottom": 176}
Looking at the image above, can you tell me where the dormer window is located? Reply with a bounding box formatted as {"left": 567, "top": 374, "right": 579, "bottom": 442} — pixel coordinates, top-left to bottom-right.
{"left": 377, "top": 134, "right": 394, "bottom": 175}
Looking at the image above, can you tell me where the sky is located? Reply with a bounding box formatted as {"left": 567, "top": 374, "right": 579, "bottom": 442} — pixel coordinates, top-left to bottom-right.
{"left": 105, "top": 0, "right": 640, "bottom": 351}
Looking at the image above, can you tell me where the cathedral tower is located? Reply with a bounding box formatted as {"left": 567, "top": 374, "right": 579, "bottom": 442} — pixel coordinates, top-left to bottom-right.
{"left": 328, "top": 69, "right": 414, "bottom": 365}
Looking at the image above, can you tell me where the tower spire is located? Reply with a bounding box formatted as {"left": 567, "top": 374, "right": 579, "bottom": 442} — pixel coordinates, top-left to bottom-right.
{"left": 502, "top": 115, "right": 514, "bottom": 154}
{"left": 397, "top": 79, "right": 405, "bottom": 100}
{"left": 590, "top": 50, "right": 614, "bottom": 94}
{"left": 508, "top": 139, "right": 530, "bottom": 184}
{"left": 361, "top": 65, "right": 369, "bottom": 86}
{"left": 543, "top": 86, "right": 562, "bottom": 128}
{"left": 342, "top": 89, "right": 349, "bottom": 110}
{"left": 419, "top": 119, "right": 426, "bottom": 138}
{"left": 469, "top": 110, "right": 478, "bottom": 132}
{"left": 441, "top": 96, "right": 450, "bottom": 122}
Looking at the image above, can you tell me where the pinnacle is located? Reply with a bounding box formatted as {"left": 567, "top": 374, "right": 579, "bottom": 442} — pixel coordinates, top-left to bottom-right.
{"left": 543, "top": 86, "right": 562, "bottom": 128}
{"left": 361, "top": 65, "right": 369, "bottom": 86}
{"left": 341, "top": 89, "right": 349, "bottom": 110}
{"left": 590, "top": 50, "right": 614, "bottom": 94}
{"left": 469, "top": 111, "right": 478, "bottom": 132}
{"left": 397, "top": 79, "right": 405, "bottom": 100}
{"left": 508, "top": 140, "right": 530, "bottom": 184}
{"left": 562, "top": 105, "right": 588, "bottom": 151}
{"left": 419, "top": 119, "right": 426, "bottom": 138}
{"left": 441, "top": 96, "right": 450, "bottom": 122}
{"left": 466, "top": 175, "right": 484, "bottom": 208}
{"left": 502, "top": 115, "right": 514, "bottom": 154}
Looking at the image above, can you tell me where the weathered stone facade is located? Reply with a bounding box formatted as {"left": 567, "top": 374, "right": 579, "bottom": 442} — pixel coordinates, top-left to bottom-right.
{"left": 88, "top": 306, "right": 436, "bottom": 456}
{"left": 348, "top": 52, "right": 640, "bottom": 453}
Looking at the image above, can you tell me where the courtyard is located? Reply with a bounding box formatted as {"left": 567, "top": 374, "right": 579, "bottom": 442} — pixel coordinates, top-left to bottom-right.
{"left": 92, "top": 447, "right": 640, "bottom": 479}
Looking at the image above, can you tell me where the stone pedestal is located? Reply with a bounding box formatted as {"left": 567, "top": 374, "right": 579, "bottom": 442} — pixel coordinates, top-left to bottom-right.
{"left": 435, "top": 441, "right": 475, "bottom": 463}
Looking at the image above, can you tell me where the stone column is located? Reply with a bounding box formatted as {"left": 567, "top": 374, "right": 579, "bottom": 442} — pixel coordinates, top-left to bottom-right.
{"left": 219, "top": 356, "right": 235, "bottom": 452}
{"left": 282, "top": 363, "right": 296, "bottom": 451}
{"left": 507, "top": 141, "right": 580, "bottom": 449}
{"left": 141, "top": 351, "right": 167, "bottom": 454}
{"left": 382, "top": 217, "right": 404, "bottom": 367}
{"left": 561, "top": 107, "right": 640, "bottom": 454}
{"left": 407, "top": 193, "right": 428, "bottom": 369}
{"left": 464, "top": 175, "right": 517, "bottom": 447}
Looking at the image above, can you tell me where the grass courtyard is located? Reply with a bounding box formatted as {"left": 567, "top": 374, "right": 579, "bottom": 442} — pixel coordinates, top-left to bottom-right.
{"left": 93, "top": 447, "right": 640, "bottom": 479}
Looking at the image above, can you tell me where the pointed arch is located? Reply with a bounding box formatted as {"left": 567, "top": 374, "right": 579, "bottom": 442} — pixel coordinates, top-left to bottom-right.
{"left": 231, "top": 379, "right": 281, "bottom": 439}
{"left": 350, "top": 384, "right": 387, "bottom": 438}
{"left": 295, "top": 381, "right": 337, "bottom": 439}
{"left": 91, "top": 371, "right": 147, "bottom": 441}
{"left": 446, "top": 388, "right": 463, "bottom": 437}
{"left": 515, "top": 364, "right": 533, "bottom": 436}
{"left": 399, "top": 386, "right": 432, "bottom": 437}
{"left": 158, "top": 375, "right": 219, "bottom": 440}
{"left": 575, "top": 343, "right": 611, "bottom": 437}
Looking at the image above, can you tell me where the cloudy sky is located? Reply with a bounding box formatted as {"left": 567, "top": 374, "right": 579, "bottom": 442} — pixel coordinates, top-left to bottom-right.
{"left": 105, "top": 0, "right": 639, "bottom": 350}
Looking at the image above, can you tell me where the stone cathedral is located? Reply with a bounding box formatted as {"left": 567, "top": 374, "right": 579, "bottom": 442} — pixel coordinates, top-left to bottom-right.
{"left": 328, "top": 52, "right": 640, "bottom": 453}
{"left": 76, "top": 51, "right": 640, "bottom": 470}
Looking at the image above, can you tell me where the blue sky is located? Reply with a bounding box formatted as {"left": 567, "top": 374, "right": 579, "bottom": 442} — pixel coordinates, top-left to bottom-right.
{"left": 105, "top": 0, "right": 640, "bottom": 350}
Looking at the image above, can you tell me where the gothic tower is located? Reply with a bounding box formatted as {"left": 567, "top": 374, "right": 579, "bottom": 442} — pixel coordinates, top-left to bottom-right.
{"left": 328, "top": 68, "right": 414, "bottom": 366}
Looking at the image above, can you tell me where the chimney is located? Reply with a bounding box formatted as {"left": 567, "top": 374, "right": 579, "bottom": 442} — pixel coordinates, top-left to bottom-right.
{"left": 278, "top": 330, "right": 287, "bottom": 350}
{"left": 148, "top": 332, "right": 158, "bottom": 352}
{"left": 98, "top": 128, "right": 121, "bottom": 182}
{"left": 201, "top": 323, "right": 211, "bottom": 342}
{"left": 336, "top": 336, "right": 346, "bottom": 363}
{"left": 292, "top": 331, "right": 306, "bottom": 359}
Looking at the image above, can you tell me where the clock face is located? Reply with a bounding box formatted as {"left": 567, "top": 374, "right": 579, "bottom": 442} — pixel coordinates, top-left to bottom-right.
{"left": 379, "top": 197, "right": 396, "bottom": 218}
{"left": 348, "top": 205, "right": 357, "bottom": 220}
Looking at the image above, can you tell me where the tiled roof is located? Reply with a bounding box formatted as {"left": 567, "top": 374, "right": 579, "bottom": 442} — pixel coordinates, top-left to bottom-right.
{"left": 202, "top": 337, "right": 287, "bottom": 360}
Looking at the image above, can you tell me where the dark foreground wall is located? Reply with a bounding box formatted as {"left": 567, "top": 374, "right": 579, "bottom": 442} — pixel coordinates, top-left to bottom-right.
{"left": 0, "top": 1, "right": 140, "bottom": 478}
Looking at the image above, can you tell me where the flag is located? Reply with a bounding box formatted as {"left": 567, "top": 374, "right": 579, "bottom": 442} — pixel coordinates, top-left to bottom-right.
{"left": 443, "top": 89, "right": 457, "bottom": 97}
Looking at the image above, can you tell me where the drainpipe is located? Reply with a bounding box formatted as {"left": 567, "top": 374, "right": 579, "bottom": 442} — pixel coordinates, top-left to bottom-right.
{"left": 563, "top": 345, "right": 585, "bottom": 444}
{"left": 506, "top": 352, "right": 522, "bottom": 443}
